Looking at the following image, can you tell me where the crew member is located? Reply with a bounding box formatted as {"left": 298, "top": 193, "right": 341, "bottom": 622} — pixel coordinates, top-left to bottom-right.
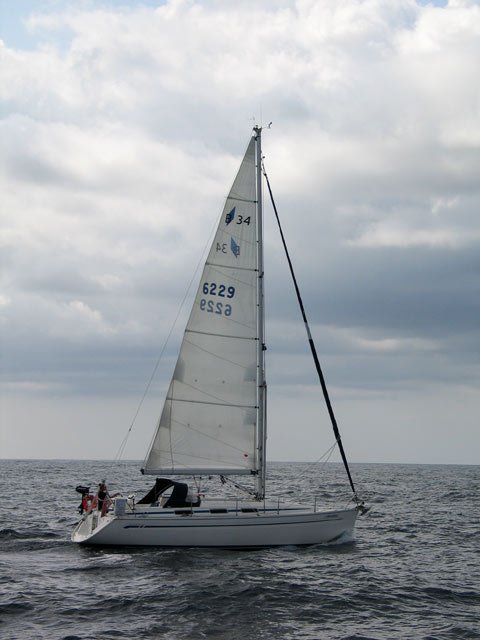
{"left": 97, "top": 479, "right": 108, "bottom": 511}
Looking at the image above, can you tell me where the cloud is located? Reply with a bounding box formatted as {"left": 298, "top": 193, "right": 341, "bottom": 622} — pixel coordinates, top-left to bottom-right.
{"left": 1, "top": 0, "right": 479, "bottom": 462}
{"left": 349, "top": 223, "right": 480, "bottom": 248}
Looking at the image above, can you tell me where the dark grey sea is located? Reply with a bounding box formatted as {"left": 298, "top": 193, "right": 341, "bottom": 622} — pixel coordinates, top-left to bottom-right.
{"left": 0, "top": 460, "right": 478, "bottom": 640}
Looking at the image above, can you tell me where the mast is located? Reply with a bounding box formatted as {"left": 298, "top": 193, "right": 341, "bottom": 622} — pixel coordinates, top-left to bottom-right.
{"left": 254, "top": 126, "right": 267, "bottom": 500}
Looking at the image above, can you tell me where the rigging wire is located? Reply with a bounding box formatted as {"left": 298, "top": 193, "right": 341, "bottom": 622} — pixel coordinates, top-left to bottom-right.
{"left": 113, "top": 212, "right": 223, "bottom": 464}
{"left": 261, "top": 161, "right": 360, "bottom": 503}
{"left": 279, "top": 443, "right": 338, "bottom": 486}
{"left": 220, "top": 475, "right": 256, "bottom": 496}
{"left": 309, "top": 442, "right": 338, "bottom": 468}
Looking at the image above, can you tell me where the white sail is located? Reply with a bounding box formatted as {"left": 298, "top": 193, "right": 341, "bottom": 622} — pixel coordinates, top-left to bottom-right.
{"left": 143, "top": 136, "right": 259, "bottom": 475}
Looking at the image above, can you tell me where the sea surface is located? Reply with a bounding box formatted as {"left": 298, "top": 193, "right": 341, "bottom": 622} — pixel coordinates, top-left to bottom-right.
{"left": 0, "top": 460, "right": 478, "bottom": 640}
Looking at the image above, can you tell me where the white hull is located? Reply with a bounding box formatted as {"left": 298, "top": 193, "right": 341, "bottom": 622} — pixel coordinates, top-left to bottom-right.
{"left": 72, "top": 501, "right": 359, "bottom": 548}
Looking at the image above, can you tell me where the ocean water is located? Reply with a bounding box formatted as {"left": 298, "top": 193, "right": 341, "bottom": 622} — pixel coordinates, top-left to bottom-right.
{"left": 0, "top": 460, "right": 478, "bottom": 640}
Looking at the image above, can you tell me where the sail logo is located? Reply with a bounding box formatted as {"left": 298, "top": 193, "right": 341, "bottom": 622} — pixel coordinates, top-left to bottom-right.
{"left": 231, "top": 237, "right": 240, "bottom": 258}
{"left": 225, "top": 207, "right": 235, "bottom": 225}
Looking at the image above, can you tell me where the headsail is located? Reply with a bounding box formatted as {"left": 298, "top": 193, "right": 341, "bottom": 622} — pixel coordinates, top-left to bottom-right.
{"left": 143, "top": 135, "right": 260, "bottom": 476}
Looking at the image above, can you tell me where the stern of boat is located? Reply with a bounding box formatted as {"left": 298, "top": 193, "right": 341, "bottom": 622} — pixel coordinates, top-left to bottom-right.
{"left": 71, "top": 509, "right": 114, "bottom": 544}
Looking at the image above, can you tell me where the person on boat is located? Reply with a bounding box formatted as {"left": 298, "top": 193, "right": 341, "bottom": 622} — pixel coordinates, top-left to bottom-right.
{"left": 96, "top": 479, "right": 108, "bottom": 511}
{"left": 96, "top": 479, "right": 120, "bottom": 513}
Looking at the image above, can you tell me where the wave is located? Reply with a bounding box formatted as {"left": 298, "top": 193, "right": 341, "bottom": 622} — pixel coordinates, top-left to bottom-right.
{"left": 0, "top": 527, "right": 60, "bottom": 540}
{"left": 423, "top": 586, "right": 480, "bottom": 604}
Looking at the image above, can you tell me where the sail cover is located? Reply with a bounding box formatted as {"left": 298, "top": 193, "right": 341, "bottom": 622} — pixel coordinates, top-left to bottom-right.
{"left": 143, "top": 136, "right": 259, "bottom": 475}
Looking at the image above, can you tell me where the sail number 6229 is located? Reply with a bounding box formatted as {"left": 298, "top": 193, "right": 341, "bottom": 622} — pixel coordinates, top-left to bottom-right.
{"left": 202, "top": 282, "right": 235, "bottom": 298}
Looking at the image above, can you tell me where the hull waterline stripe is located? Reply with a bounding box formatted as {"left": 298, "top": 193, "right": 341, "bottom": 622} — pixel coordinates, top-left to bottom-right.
{"left": 122, "top": 517, "right": 345, "bottom": 529}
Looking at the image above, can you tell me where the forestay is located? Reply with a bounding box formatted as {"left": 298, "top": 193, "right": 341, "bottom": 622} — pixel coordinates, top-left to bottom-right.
{"left": 143, "top": 136, "right": 259, "bottom": 475}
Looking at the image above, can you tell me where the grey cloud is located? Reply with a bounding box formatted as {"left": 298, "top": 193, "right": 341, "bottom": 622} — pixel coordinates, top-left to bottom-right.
{"left": 1, "top": 0, "right": 479, "bottom": 462}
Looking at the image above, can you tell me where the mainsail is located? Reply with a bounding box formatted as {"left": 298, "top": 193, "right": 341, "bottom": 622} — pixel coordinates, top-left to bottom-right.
{"left": 143, "top": 135, "right": 261, "bottom": 476}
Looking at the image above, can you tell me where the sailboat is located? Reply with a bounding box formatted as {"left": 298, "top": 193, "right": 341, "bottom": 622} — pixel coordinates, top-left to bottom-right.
{"left": 72, "top": 127, "right": 365, "bottom": 547}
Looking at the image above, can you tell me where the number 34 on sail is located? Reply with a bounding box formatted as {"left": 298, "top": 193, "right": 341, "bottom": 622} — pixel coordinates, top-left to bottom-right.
{"left": 72, "top": 126, "right": 368, "bottom": 548}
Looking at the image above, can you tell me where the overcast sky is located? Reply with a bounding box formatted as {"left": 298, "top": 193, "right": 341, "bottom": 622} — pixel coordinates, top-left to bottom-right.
{"left": 1, "top": 0, "right": 479, "bottom": 465}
